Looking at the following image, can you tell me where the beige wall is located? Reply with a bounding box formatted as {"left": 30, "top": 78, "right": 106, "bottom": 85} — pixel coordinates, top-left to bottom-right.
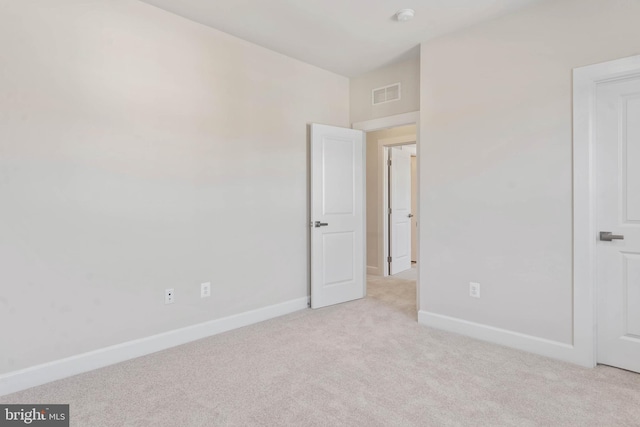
{"left": 0, "top": 0, "right": 349, "bottom": 374}
{"left": 350, "top": 58, "right": 420, "bottom": 124}
{"left": 419, "top": 0, "right": 640, "bottom": 344}
{"left": 366, "top": 126, "right": 417, "bottom": 272}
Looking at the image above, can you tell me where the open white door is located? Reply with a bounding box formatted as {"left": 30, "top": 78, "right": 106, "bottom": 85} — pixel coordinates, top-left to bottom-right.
{"left": 596, "top": 76, "right": 640, "bottom": 373}
{"left": 310, "top": 124, "right": 365, "bottom": 309}
{"left": 389, "top": 147, "right": 412, "bottom": 275}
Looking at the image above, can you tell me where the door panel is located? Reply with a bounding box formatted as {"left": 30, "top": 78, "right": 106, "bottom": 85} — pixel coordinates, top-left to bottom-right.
{"left": 596, "top": 76, "right": 640, "bottom": 373}
{"left": 623, "top": 253, "right": 640, "bottom": 337}
{"left": 323, "top": 139, "right": 355, "bottom": 215}
{"left": 390, "top": 147, "right": 412, "bottom": 275}
{"left": 310, "top": 124, "right": 365, "bottom": 309}
{"left": 624, "top": 96, "right": 640, "bottom": 222}
{"left": 323, "top": 232, "right": 355, "bottom": 286}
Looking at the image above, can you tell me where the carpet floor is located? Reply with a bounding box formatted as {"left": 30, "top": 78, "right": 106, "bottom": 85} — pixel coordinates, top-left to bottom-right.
{"left": 391, "top": 265, "right": 417, "bottom": 281}
{"left": 2, "top": 275, "right": 640, "bottom": 426}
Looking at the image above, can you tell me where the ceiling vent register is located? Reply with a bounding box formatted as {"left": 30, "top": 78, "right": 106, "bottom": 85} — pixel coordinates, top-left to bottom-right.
{"left": 372, "top": 82, "right": 401, "bottom": 105}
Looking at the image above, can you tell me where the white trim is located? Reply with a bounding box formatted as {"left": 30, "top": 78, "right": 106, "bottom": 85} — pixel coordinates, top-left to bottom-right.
{"left": 352, "top": 111, "right": 419, "bottom": 132}
{"left": 573, "top": 54, "right": 640, "bottom": 369}
{"left": 0, "top": 297, "right": 309, "bottom": 397}
{"left": 418, "top": 311, "right": 577, "bottom": 364}
{"left": 367, "top": 266, "right": 380, "bottom": 275}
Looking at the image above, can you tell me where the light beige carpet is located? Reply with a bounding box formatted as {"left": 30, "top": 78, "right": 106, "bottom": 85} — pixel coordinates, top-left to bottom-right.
{"left": 391, "top": 265, "right": 418, "bottom": 281}
{"left": 2, "top": 275, "right": 640, "bottom": 426}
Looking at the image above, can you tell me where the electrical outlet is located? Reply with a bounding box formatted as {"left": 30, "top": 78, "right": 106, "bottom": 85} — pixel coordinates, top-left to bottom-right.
{"left": 470, "top": 282, "right": 481, "bottom": 298}
{"left": 201, "top": 282, "right": 211, "bottom": 298}
{"left": 165, "top": 288, "right": 175, "bottom": 304}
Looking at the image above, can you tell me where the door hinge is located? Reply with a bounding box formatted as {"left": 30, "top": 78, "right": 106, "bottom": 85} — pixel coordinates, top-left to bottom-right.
{"left": 388, "top": 208, "right": 392, "bottom": 215}
{"left": 387, "top": 256, "right": 392, "bottom": 263}
{"left": 388, "top": 159, "right": 392, "bottom": 166}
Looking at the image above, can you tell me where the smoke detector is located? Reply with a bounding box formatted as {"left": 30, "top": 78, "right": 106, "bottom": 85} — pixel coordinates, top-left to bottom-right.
{"left": 396, "top": 9, "right": 415, "bottom": 22}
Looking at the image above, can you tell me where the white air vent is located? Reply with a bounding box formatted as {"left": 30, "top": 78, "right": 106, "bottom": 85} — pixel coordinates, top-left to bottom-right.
{"left": 372, "top": 82, "right": 401, "bottom": 105}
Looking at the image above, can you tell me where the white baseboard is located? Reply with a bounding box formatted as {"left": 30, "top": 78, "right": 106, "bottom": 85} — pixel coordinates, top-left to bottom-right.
{"left": 418, "top": 310, "right": 588, "bottom": 367}
{"left": 0, "top": 296, "right": 309, "bottom": 397}
{"left": 367, "top": 265, "right": 380, "bottom": 275}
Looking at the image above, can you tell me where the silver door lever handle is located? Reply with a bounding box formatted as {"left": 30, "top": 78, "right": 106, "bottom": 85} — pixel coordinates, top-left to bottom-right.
{"left": 314, "top": 221, "right": 329, "bottom": 228}
{"left": 600, "top": 231, "right": 624, "bottom": 241}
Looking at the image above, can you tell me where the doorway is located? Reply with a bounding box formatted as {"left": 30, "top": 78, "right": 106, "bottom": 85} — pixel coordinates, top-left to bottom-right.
{"left": 365, "top": 126, "right": 416, "bottom": 278}
{"left": 352, "top": 112, "right": 420, "bottom": 306}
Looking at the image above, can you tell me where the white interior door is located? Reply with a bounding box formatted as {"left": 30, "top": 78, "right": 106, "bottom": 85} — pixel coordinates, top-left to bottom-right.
{"left": 389, "top": 147, "right": 412, "bottom": 275}
{"left": 596, "top": 75, "right": 640, "bottom": 373}
{"left": 310, "top": 124, "right": 365, "bottom": 309}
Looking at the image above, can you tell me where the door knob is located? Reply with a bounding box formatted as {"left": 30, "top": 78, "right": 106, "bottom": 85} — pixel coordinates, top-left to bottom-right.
{"left": 600, "top": 231, "right": 624, "bottom": 241}
{"left": 408, "top": 214, "right": 414, "bottom": 218}
{"left": 314, "top": 221, "right": 329, "bottom": 228}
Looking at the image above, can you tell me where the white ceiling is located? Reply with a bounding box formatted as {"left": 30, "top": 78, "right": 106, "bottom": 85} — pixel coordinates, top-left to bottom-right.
{"left": 139, "top": 0, "right": 544, "bottom": 77}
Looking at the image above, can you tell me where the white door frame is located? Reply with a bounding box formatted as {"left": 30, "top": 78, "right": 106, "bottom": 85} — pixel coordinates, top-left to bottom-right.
{"left": 573, "top": 54, "right": 640, "bottom": 368}
{"left": 381, "top": 137, "right": 416, "bottom": 277}
{"left": 353, "top": 111, "right": 420, "bottom": 310}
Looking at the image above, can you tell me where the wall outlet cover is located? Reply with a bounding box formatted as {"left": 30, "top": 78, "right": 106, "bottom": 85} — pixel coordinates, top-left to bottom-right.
{"left": 165, "top": 288, "right": 175, "bottom": 305}
{"left": 201, "top": 282, "right": 211, "bottom": 298}
{"left": 470, "top": 282, "right": 481, "bottom": 298}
